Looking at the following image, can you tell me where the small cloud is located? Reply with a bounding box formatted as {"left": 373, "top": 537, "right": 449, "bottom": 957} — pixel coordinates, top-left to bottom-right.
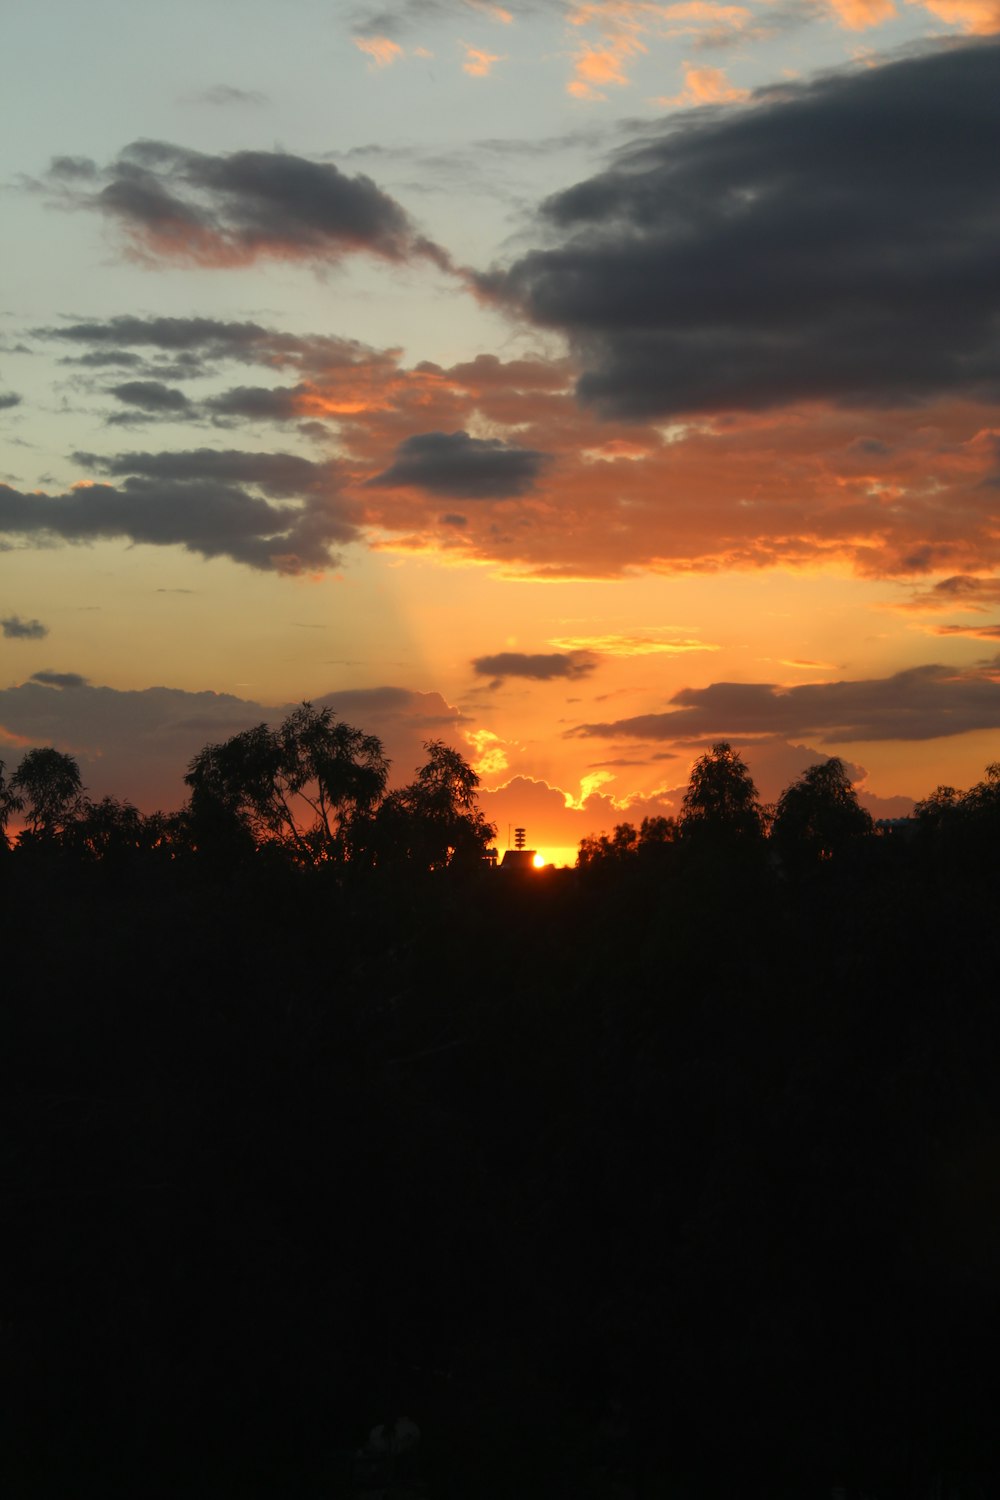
{"left": 472, "top": 650, "right": 597, "bottom": 685}
{"left": 898, "top": 575, "right": 1000, "bottom": 613}
{"left": 465, "top": 727, "right": 510, "bottom": 778}
{"left": 461, "top": 41, "right": 505, "bottom": 75}
{"left": 658, "top": 61, "right": 749, "bottom": 107}
{"left": 0, "top": 393, "right": 22, "bottom": 411}
{"left": 42, "top": 139, "right": 451, "bottom": 273}
{"left": 930, "top": 623, "right": 1000, "bottom": 639}
{"left": 910, "top": 0, "right": 1000, "bottom": 28}
{"left": 48, "top": 155, "right": 98, "bottom": 180}
{"left": 549, "top": 630, "right": 718, "bottom": 657}
{"left": 581, "top": 439, "right": 650, "bottom": 462}
{"left": 466, "top": 0, "right": 513, "bottom": 20}
{"left": 109, "top": 380, "right": 192, "bottom": 415}
{"left": 182, "top": 85, "right": 269, "bottom": 106}
{"left": 31, "top": 670, "right": 88, "bottom": 689}
{"left": 368, "top": 430, "right": 549, "bottom": 499}
{"left": 355, "top": 35, "right": 405, "bottom": 66}
{"left": 2, "top": 614, "right": 48, "bottom": 640}
{"left": 826, "top": 0, "right": 896, "bottom": 26}
{"left": 569, "top": 34, "right": 647, "bottom": 97}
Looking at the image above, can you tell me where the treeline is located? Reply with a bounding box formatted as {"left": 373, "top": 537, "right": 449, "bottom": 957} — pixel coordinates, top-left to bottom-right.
{"left": 0, "top": 702, "right": 496, "bottom": 872}
{"left": 4, "top": 723, "right": 1000, "bottom": 1497}
{"left": 4, "top": 701, "right": 1000, "bottom": 880}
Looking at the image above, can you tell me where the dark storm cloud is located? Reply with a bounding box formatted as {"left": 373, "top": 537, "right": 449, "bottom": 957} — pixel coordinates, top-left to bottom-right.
{"left": 368, "top": 430, "right": 550, "bottom": 498}
{"left": 0, "top": 450, "right": 359, "bottom": 573}
{"left": 0, "top": 393, "right": 22, "bottom": 410}
{"left": 571, "top": 663, "right": 1000, "bottom": 744}
{"left": 472, "top": 650, "right": 597, "bottom": 682}
{"left": 2, "top": 614, "right": 48, "bottom": 640}
{"left": 31, "top": 671, "right": 88, "bottom": 689}
{"left": 48, "top": 140, "right": 452, "bottom": 270}
{"left": 109, "top": 381, "right": 192, "bottom": 414}
{"left": 489, "top": 41, "right": 1000, "bottom": 419}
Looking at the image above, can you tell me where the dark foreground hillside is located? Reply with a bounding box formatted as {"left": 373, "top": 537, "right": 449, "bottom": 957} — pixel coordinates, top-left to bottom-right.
{"left": 3, "top": 845, "right": 999, "bottom": 1498}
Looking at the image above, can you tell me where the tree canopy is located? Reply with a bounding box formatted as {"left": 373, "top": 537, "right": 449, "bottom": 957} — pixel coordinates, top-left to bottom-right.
{"left": 10, "top": 747, "right": 84, "bottom": 840}
{"left": 680, "top": 741, "right": 765, "bottom": 844}
{"left": 772, "top": 756, "right": 873, "bottom": 865}
{"left": 354, "top": 740, "right": 497, "bottom": 871}
{"left": 184, "top": 702, "right": 388, "bottom": 864}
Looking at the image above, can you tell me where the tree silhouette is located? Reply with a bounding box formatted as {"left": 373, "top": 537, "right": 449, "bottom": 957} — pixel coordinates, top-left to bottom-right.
{"left": 10, "top": 747, "right": 84, "bottom": 841}
{"left": 680, "top": 742, "right": 764, "bottom": 845}
{"left": 184, "top": 703, "right": 388, "bottom": 864}
{"left": 772, "top": 756, "right": 873, "bottom": 865}
{"left": 357, "top": 740, "right": 496, "bottom": 870}
{"left": 62, "top": 796, "right": 170, "bottom": 863}
{"left": 578, "top": 816, "right": 678, "bottom": 870}
{"left": 0, "top": 760, "right": 23, "bottom": 850}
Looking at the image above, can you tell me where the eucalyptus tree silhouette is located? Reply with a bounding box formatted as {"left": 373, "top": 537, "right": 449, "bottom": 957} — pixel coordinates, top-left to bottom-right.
{"left": 10, "top": 747, "right": 84, "bottom": 842}
{"left": 184, "top": 702, "right": 388, "bottom": 864}
{"left": 354, "top": 740, "right": 497, "bottom": 870}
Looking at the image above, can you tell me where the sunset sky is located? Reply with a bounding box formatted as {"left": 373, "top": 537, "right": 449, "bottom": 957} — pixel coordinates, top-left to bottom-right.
{"left": 3, "top": 3, "right": 1000, "bottom": 863}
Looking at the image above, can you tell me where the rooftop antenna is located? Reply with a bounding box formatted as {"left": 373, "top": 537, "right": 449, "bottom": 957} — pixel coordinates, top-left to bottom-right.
{"left": 514, "top": 827, "right": 526, "bottom": 851}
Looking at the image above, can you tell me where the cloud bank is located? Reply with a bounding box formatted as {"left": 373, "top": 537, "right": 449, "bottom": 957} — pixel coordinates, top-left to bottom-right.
{"left": 572, "top": 662, "right": 1000, "bottom": 743}
{"left": 1, "top": 449, "right": 360, "bottom": 574}
{"left": 489, "top": 41, "right": 1000, "bottom": 419}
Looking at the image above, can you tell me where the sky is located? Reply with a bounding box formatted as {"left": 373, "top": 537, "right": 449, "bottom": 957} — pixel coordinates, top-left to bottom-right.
{"left": 3, "top": 1, "right": 1000, "bottom": 864}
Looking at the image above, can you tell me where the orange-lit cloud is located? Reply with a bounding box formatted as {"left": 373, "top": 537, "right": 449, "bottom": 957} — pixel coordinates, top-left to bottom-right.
{"left": 354, "top": 35, "right": 405, "bottom": 67}
{"left": 548, "top": 631, "right": 719, "bottom": 655}
{"left": 582, "top": 439, "right": 651, "bottom": 461}
{"left": 566, "top": 0, "right": 754, "bottom": 96}
{"left": 466, "top": 0, "right": 513, "bottom": 20}
{"left": 568, "top": 34, "right": 647, "bottom": 97}
{"left": 38, "top": 317, "right": 1000, "bottom": 589}
{"left": 461, "top": 42, "right": 506, "bottom": 75}
{"left": 826, "top": 0, "right": 897, "bottom": 28}
{"left": 465, "top": 727, "right": 511, "bottom": 776}
{"left": 895, "top": 575, "right": 1000, "bottom": 612}
{"left": 658, "top": 60, "right": 749, "bottom": 105}
{"left": 910, "top": 0, "right": 1000, "bottom": 29}
{"left": 479, "top": 772, "right": 677, "bottom": 861}
{"left": 929, "top": 622, "right": 1000, "bottom": 638}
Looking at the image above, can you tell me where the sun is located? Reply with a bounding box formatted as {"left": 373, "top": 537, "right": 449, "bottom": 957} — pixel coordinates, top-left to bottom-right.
{"left": 532, "top": 853, "right": 546, "bottom": 869}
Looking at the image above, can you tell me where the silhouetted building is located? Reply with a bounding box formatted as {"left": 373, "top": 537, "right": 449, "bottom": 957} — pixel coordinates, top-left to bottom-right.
{"left": 500, "top": 827, "right": 538, "bottom": 871}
